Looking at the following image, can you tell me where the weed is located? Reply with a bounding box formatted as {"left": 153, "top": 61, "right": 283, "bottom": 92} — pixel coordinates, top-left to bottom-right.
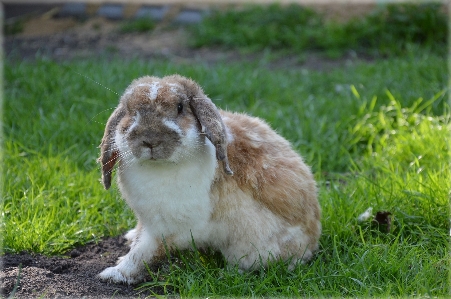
{"left": 119, "top": 17, "right": 155, "bottom": 33}
{"left": 324, "top": 3, "right": 448, "bottom": 56}
{"left": 4, "top": 19, "right": 25, "bottom": 35}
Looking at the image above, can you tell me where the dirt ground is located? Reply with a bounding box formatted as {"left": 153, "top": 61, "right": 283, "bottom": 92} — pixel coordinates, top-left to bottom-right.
{"left": 0, "top": 236, "right": 161, "bottom": 298}
{"left": 1, "top": 6, "right": 378, "bottom": 297}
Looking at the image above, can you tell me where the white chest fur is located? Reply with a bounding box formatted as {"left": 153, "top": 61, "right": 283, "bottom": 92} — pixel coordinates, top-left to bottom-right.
{"left": 117, "top": 141, "right": 217, "bottom": 245}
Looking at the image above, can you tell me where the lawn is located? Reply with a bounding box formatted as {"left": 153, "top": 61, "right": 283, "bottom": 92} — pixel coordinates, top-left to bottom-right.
{"left": 2, "top": 3, "right": 450, "bottom": 297}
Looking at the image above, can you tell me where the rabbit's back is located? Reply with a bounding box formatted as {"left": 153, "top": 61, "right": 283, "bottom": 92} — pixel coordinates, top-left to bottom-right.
{"left": 208, "top": 111, "right": 321, "bottom": 268}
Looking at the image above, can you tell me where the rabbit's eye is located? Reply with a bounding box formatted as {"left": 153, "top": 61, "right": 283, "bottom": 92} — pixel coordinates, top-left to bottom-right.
{"left": 177, "top": 103, "right": 183, "bottom": 114}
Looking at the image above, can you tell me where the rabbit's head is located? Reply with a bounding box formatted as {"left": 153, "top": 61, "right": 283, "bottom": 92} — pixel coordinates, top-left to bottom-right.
{"left": 99, "top": 75, "right": 233, "bottom": 189}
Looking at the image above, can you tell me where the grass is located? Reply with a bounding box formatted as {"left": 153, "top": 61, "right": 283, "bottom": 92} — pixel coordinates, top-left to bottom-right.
{"left": 3, "top": 49, "right": 448, "bottom": 297}
{"left": 190, "top": 3, "right": 448, "bottom": 57}
{"left": 3, "top": 3, "right": 449, "bottom": 294}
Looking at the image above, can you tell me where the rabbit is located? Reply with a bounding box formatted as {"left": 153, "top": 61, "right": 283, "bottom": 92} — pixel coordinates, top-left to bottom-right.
{"left": 97, "top": 74, "right": 321, "bottom": 284}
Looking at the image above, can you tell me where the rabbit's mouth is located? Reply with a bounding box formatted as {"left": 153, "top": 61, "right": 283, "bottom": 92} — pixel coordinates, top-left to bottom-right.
{"left": 142, "top": 141, "right": 162, "bottom": 160}
{"left": 131, "top": 142, "right": 176, "bottom": 162}
{"left": 140, "top": 148, "right": 169, "bottom": 161}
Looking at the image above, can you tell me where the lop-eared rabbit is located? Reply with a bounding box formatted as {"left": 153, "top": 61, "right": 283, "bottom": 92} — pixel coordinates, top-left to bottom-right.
{"left": 98, "top": 75, "right": 321, "bottom": 284}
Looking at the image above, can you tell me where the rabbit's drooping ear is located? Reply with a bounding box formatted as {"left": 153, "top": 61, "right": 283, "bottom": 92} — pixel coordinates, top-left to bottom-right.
{"left": 169, "top": 75, "right": 233, "bottom": 175}
{"left": 190, "top": 96, "right": 233, "bottom": 176}
{"left": 98, "top": 106, "right": 125, "bottom": 189}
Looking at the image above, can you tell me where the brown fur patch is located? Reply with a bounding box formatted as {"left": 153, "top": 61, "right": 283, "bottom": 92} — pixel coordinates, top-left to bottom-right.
{"left": 219, "top": 111, "right": 320, "bottom": 237}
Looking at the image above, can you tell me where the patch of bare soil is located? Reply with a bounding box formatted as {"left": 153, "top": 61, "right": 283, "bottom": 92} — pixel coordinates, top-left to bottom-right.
{"left": 0, "top": 236, "right": 158, "bottom": 298}
{"left": 5, "top": 15, "right": 372, "bottom": 71}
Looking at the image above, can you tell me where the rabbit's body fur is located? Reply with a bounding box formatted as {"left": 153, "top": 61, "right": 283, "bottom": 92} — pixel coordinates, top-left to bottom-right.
{"left": 98, "top": 75, "right": 321, "bottom": 284}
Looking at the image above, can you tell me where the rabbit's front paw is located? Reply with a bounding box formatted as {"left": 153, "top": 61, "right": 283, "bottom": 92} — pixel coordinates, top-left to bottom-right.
{"left": 97, "top": 266, "right": 140, "bottom": 284}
